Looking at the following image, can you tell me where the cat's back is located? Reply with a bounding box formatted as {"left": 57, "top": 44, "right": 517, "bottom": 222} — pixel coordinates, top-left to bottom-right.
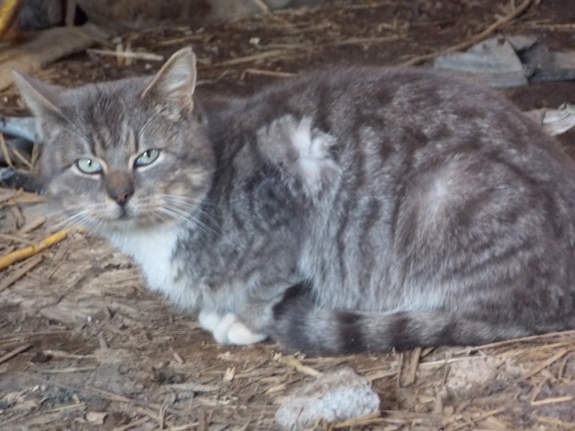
{"left": 209, "top": 66, "right": 558, "bottom": 154}
{"left": 208, "top": 66, "right": 575, "bottom": 199}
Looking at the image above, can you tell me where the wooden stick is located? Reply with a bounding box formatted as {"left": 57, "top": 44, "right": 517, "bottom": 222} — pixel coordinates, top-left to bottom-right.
{"left": 243, "top": 68, "right": 297, "bottom": 78}
{"left": 0, "top": 228, "right": 72, "bottom": 270}
{"left": 18, "top": 216, "right": 46, "bottom": 234}
{"left": 0, "top": 232, "right": 37, "bottom": 246}
{"left": 0, "top": 343, "right": 32, "bottom": 365}
{"left": 0, "top": 0, "right": 24, "bottom": 40}
{"left": 111, "top": 417, "right": 149, "bottom": 431}
{"left": 0, "top": 254, "right": 43, "bottom": 292}
{"left": 404, "top": 0, "right": 535, "bottom": 66}
{"left": 208, "top": 50, "right": 287, "bottom": 67}
{"left": 403, "top": 346, "right": 422, "bottom": 386}
{"left": 0, "top": 133, "right": 13, "bottom": 168}
{"left": 10, "top": 147, "right": 33, "bottom": 170}
{"left": 531, "top": 396, "right": 574, "bottom": 406}
{"left": 523, "top": 349, "right": 571, "bottom": 379}
{"left": 87, "top": 49, "right": 164, "bottom": 62}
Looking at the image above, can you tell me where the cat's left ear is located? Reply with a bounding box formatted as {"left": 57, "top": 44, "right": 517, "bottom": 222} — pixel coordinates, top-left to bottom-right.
{"left": 142, "top": 47, "right": 197, "bottom": 112}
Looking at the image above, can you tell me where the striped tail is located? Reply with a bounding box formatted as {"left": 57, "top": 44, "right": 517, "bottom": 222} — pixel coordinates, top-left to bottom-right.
{"left": 271, "top": 287, "right": 531, "bottom": 356}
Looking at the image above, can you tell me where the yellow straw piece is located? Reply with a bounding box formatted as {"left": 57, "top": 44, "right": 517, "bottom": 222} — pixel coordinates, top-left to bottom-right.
{"left": 0, "top": 0, "right": 24, "bottom": 40}
{"left": 0, "top": 228, "right": 73, "bottom": 270}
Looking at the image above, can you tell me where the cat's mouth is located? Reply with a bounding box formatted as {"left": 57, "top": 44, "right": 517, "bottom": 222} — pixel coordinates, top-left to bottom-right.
{"left": 117, "top": 206, "right": 130, "bottom": 220}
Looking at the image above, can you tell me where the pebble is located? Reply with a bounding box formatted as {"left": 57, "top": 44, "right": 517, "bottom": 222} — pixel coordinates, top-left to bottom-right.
{"left": 275, "top": 367, "right": 380, "bottom": 431}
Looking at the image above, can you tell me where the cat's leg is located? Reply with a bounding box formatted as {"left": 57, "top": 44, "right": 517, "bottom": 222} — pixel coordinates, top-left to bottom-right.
{"left": 199, "top": 284, "right": 303, "bottom": 346}
{"left": 197, "top": 310, "right": 223, "bottom": 333}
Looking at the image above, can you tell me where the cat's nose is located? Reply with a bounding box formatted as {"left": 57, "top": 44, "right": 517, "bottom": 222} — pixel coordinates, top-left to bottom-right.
{"left": 105, "top": 171, "right": 134, "bottom": 206}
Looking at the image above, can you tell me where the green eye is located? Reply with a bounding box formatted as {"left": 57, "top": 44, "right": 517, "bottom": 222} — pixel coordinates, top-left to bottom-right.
{"left": 76, "top": 158, "right": 103, "bottom": 174}
{"left": 134, "top": 149, "right": 160, "bottom": 168}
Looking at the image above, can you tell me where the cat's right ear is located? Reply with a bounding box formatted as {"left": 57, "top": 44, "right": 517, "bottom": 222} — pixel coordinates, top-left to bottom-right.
{"left": 142, "top": 47, "right": 197, "bottom": 113}
{"left": 12, "top": 71, "right": 64, "bottom": 122}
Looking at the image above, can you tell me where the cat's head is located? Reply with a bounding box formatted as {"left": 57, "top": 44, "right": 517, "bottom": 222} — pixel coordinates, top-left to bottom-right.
{"left": 14, "top": 48, "right": 214, "bottom": 233}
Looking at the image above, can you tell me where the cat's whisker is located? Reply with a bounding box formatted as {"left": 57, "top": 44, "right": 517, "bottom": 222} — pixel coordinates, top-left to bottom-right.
{"left": 160, "top": 204, "right": 217, "bottom": 237}
{"left": 157, "top": 195, "right": 220, "bottom": 228}
{"left": 156, "top": 193, "right": 217, "bottom": 208}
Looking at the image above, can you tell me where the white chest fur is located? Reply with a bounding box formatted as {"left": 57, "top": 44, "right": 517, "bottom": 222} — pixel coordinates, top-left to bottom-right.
{"left": 105, "top": 224, "right": 182, "bottom": 301}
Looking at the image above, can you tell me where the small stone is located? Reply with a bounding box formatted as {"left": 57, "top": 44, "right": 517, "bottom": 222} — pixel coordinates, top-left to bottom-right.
{"left": 275, "top": 367, "right": 380, "bottom": 431}
{"left": 86, "top": 412, "right": 107, "bottom": 425}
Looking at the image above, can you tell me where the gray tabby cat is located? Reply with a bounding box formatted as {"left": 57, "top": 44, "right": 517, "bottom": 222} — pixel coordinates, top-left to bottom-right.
{"left": 14, "top": 48, "right": 575, "bottom": 356}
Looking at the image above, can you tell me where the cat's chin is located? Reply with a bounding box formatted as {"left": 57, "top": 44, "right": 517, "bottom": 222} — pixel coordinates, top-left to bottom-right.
{"left": 90, "top": 216, "right": 175, "bottom": 233}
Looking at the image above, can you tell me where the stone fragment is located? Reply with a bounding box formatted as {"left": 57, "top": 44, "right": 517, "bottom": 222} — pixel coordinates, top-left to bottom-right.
{"left": 275, "top": 367, "right": 380, "bottom": 431}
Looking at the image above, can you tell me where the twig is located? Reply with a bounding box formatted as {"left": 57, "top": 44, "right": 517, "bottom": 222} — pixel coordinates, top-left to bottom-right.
{"left": 44, "top": 403, "right": 86, "bottom": 414}
{"left": 326, "top": 36, "right": 399, "bottom": 47}
{"left": 0, "top": 232, "right": 37, "bottom": 246}
{"left": 10, "top": 147, "right": 33, "bottom": 169}
{"left": 531, "top": 396, "right": 574, "bottom": 406}
{"left": 365, "top": 370, "right": 397, "bottom": 382}
{"left": 0, "top": 0, "right": 24, "bottom": 40}
{"left": 403, "top": 347, "right": 422, "bottom": 386}
{"left": 0, "top": 228, "right": 72, "bottom": 270}
{"left": 243, "top": 68, "right": 298, "bottom": 79}
{"left": 112, "top": 417, "right": 149, "bottom": 431}
{"left": 529, "top": 23, "right": 575, "bottom": 31}
{"left": 0, "top": 343, "right": 32, "bottom": 365}
{"left": 87, "top": 49, "right": 164, "bottom": 62}
{"left": 40, "top": 367, "right": 99, "bottom": 373}
{"left": 168, "top": 423, "right": 201, "bottom": 431}
{"left": 276, "top": 355, "right": 322, "bottom": 377}
{"left": 0, "top": 254, "right": 43, "bottom": 292}
{"left": 404, "top": 0, "right": 535, "bottom": 66}
{"left": 0, "top": 133, "right": 13, "bottom": 168}
{"left": 453, "top": 330, "right": 575, "bottom": 354}
{"left": 333, "top": 412, "right": 382, "bottom": 428}
{"left": 208, "top": 50, "right": 287, "bottom": 68}
{"left": 523, "top": 349, "right": 571, "bottom": 379}
{"left": 18, "top": 216, "right": 46, "bottom": 234}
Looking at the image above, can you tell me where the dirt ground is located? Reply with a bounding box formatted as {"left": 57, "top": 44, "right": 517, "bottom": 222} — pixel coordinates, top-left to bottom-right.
{"left": 2, "top": 0, "right": 575, "bottom": 430}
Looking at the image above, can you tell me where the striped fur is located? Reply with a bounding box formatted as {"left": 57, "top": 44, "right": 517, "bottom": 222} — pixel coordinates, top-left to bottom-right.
{"left": 16, "top": 48, "right": 575, "bottom": 355}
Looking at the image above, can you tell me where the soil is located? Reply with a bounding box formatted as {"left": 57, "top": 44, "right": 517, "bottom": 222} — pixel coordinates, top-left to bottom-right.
{"left": 2, "top": 0, "right": 575, "bottom": 430}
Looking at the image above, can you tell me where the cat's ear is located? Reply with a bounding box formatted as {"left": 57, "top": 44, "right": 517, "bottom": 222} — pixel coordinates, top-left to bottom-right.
{"left": 12, "top": 71, "right": 64, "bottom": 121}
{"left": 142, "top": 47, "right": 197, "bottom": 111}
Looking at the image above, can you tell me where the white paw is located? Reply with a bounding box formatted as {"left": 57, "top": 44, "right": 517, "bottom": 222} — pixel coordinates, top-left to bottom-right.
{"left": 212, "top": 313, "right": 267, "bottom": 345}
{"left": 198, "top": 310, "right": 223, "bottom": 333}
{"left": 227, "top": 322, "right": 268, "bottom": 345}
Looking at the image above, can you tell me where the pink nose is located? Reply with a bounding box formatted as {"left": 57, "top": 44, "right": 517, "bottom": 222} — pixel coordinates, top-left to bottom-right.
{"left": 114, "top": 191, "right": 132, "bottom": 205}
{"left": 105, "top": 171, "right": 135, "bottom": 206}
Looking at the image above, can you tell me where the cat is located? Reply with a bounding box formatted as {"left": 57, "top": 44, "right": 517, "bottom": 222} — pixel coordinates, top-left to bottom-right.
{"left": 14, "top": 47, "right": 575, "bottom": 356}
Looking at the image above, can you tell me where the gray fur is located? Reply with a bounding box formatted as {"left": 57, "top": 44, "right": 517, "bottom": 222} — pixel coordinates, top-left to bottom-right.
{"left": 15, "top": 48, "right": 575, "bottom": 355}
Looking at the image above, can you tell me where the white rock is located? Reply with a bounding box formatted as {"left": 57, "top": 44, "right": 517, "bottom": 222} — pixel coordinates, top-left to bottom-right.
{"left": 275, "top": 367, "right": 380, "bottom": 431}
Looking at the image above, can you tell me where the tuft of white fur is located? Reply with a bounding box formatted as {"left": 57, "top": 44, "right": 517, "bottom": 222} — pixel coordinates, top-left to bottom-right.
{"left": 291, "top": 117, "right": 339, "bottom": 193}
{"left": 105, "top": 224, "right": 182, "bottom": 300}
{"left": 198, "top": 310, "right": 223, "bottom": 332}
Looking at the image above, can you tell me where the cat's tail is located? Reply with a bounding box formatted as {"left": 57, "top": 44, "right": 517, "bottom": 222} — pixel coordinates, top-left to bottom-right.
{"left": 270, "top": 289, "right": 531, "bottom": 356}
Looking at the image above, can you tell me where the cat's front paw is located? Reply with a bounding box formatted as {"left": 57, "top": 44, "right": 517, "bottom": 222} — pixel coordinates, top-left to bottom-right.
{"left": 198, "top": 310, "right": 223, "bottom": 333}
{"left": 213, "top": 313, "right": 268, "bottom": 346}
